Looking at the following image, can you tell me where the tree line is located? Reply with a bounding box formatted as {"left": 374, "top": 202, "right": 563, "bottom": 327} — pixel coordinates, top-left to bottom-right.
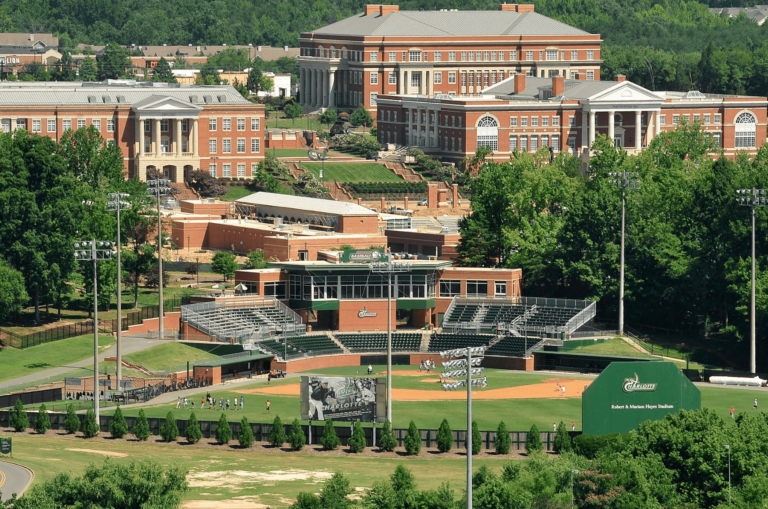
{"left": 458, "top": 123, "right": 768, "bottom": 369}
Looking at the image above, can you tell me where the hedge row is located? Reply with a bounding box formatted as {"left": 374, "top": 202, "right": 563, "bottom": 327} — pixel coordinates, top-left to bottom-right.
{"left": 346, "top": 182, "right": 427, "bottom": 194}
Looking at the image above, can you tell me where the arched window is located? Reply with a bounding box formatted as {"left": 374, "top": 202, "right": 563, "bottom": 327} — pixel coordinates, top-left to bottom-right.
{"left": 614, "top": 113, "right": 623, "bottom": 126}
{"left": 735, "top": 112, "right": 757, "bottom": 148}
{"left": 477, "top": 116, "right": 499, "bottom": 151}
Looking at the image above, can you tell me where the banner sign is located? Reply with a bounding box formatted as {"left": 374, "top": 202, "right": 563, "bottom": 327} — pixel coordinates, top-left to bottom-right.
{"left": 119, "top": 380, "right": 133, "bottom": 388}
{"left": 65, "top": 378, "right": 82, "bottom": 386}
{"left": 340, "top": 249, "right": 385, "bottom": 263}
{"left": 0, "top": 437, "right": 11, "bottom": 456}
{"left": 99, "top": 380, "right": 111, "bottom": 387}
{"left": 300, "top": 376, "right": 385, "bottom": 422}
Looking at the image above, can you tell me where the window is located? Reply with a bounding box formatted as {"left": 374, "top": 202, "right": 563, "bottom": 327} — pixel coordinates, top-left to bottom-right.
{"left": 434, "top": 51, "right": 442, "bottom": 62}
{"left": 209, "top": 139, "right": 217, "bottom": 153}
{"left": 672, "top": 115, "right": 679, "bottom": 125}
{"left": 484, "top": 72, "right": 489, "bottom": 87}
{"left": 704, "top": 114, "right": 711, "bottom": 124}
{"left": 530, "top": 135, "right": 538, "bottom": 151}
{"left": 402, "top": 51, "right": 407, "bottom": 61}
{"left": 160, "top": 139, "right": 169, "bottom": 153}
{"left": 587, "top": 50, "right": 595, "bottom": 60}
{"left": 182, "top": 138, "right": 188, "bottom": 152}
{"left": 222, "top": 164, "right": 231, "bottom": 177}
{"left": 47, "top": 120, "right": 56, "bottom": 132}
{"left": 92, "top": 120, "right": 101, "bottom": 131}
{"left": 510, "top": 50, "right": 517, "bottom": 61}
{"left": 541, "top": 135, "right": 549, "bottom": 147}
{"left": 434, "top": 72, "right": 442, "bottom": 84}
{"left": 107, "top": 119, "right": 114, "bottom": 132}
{"left": 251, "top": 138, "right": 260, "bottom": 153}
{"left": 586, "top": 71, "right": 594, "bottom": 81}
{"left": 526, "top": 50, "right": 533, "bottom": 61}
{"left": 735, "top": 111, "right": 757, "bottom": 148}
{"left": 491, "top": 51, "right": 497, "bottom": 61}
{"left": 77, "top": 119, "right": 86, "bottom": 129}
{"left": 541, "top": 117, "right": 548, "bottom": 127}
{"left": 552, "top": 117, "right": 559, "bottom": 126}
{"left": 546, "top": 50, "right": 558, "bottom": 61}
{"left": 32, "top": 120, "right": 41, "bottom": 132}
{"left": 509, "top": 135, "right": 518, "bottom": 151}
{"left": 449, "top": 51, "right": 456, "bottom": 61}
{"left": 477, "top": 116, "right": 498, "bottom": 151}
{"left": 222, "top": 118, "right": 231, "bottom": 131}
{"left": 389, "top": 51, "right": 396, "bottom": 62}
{"left": 160, "top": 120, "right": 168, "bottom": 132}
{"left": 713, "top": 132, "right": 721, "bottom": 147}
{"left": 144, "top": 139, "right": 150, "bottom": 153}
{"left": 461, "top": 73, "right": 467, "bottom": 87}
{"left": 209, "top": 163, "right": 217, "bottom": 177}
{"left": 424, "top": 51, "right": 428, "bottom": 61}
{"left": 370, "top": 72, "right": 378, "bottom": 85}
{"left": 209, "top": 119, "right": 217, "bottom": 131}
{"left": 693, "top": 114, "right": 700, "bottom": 123}
{"left": 251, "top": 117, "right": 260, "bottom": 130}
{"left": 237, "top": 163, "right": 246, "bottom": 177}
{"left": 448, "top": 72, "right": 456, "bottom": 84}
{"left": 223, "top": 139, "right": 231, "bottom": 153}
{"left": 237, "top": 118, "right": 245, "bottom": 131}
{"left": 251, "top": 163, "right": 258, "bottom": 174}
{"left": 237, "top": 138, "right": 246, "bottom": 153}
{"left": 552, "top": 135, "right": 560, "bottom": 152}
{"left": 510, "top": 117, "right": 517, "bottom": 127}
{"left": 440, "top": 280, "right": 461, "bottom": 297}
{"left": 715, "top": 114, "right": 722, "bottom": 123}
{"left": 483, "top": 51, "right": 490, "bottom": 61}
{"left": 63, "top": 120, "right": 71, "bottom": 131}
{"left": 182, "top": 119, "right": 188, "bottom": 132}
{"left": 531, "top": 117, "right": 538, "bottom": 127}
{"left": 568, "top": 136, "right": 577, "bottom": 155}
{"left": 571, "top": 50, "right": 578, "bottom": 60}
{"left": 466, "top": 280, "right": 488, "bottom": 297}
{"left": 409, "top": 51, "right": 421, "bottom": 62}
{"left": 569, "top": 116, "right": 575, "bottom": 127}
{"left": 410, "top": 72, "right": 421, "bottom": 89}
{"left": 370, "top": 93, "right": 377, "bottom": 106}
{"left": 660, "top": 115, "right": 666, "bottom": 125}
{"left": 461, "top": 51, "right": 467, "bottom": 62}
{"left": 539, "top": 51, "right": 543, "bottom": 60}
{"left": 370, "top": 51, "right": 378, "bottom": 62}
{"left": 389, "top": 72, "right": 397, "bottom": 85}
{"left": 521, "top": 117, "right": 528, "bottom": 127}
{"left": 468, "top": 51, "right": 475, "bottom": 62}
{"left": 495, "top": 281, "right": 507, "bottom": 296}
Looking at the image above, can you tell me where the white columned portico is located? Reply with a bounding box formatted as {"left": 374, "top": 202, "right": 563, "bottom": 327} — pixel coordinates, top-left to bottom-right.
{"left": 153, "top": 118, "right": 161, "bottom": 157}
{"left": 655, "top": 110, "right": 661, "bottom": 137}
{"left": 175, "top": 119, "right": 182, "bottom": 156}
{"left": 328, "top": 70, "right": 336, "bottom": 107}
{"left": 139, "top": 119, "right": 145, "bottom": 155}
{"left": 581, "top": 112, "right": 588, "bottom": 149}
{"left": 608, "top": 110, "right": 615, "bottom": 144}
{"left": 323, "top": 70, "right": 329, "bottom": 107}
{"left": 192, "top": 118, "right": 199, "bottom": 157}
{"left": 635, "top": 110, "right": 642, "bottom": 150}
{"left": 589, "top": 111, "right": 596, "bottom": 146}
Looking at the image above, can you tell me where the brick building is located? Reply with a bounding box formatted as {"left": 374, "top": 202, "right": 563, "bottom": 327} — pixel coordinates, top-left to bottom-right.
{"left": 298, "top": 3, "right": 602, "bottom": 113}
{"left": 0, "top": 80, "right": 265, "bottom": 181}
{"left": 376, "top": 74, "right": 768, "bottom": 163}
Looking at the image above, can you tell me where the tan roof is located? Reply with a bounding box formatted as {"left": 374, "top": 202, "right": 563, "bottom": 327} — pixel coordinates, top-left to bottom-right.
{"left": 0, "top": 33, "right": 57, "bottom": 47}
{"left": 139, "top": 44, "right": 298, "bottom": 61}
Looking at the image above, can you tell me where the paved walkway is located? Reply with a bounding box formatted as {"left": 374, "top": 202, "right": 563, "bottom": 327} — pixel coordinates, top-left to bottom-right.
{"left": 0, "top": 460, "right": 33, "bottom": 502}
{"left": 0, "top": 335, "right": 168, "bottom": 391}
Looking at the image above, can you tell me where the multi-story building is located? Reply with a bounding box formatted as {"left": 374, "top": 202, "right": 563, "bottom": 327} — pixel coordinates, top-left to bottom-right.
{"left": 0, "top": 80, "right": 265, "bottom": 182}
{"left": 376, "top": 74, "right": 768, "bottom": 162}
{"left": 298, "top": 3, "right": 602, "bottom": 113}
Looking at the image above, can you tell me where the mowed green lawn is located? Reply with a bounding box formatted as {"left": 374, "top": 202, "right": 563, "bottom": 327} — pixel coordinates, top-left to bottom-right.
{"left": 5, "top": 434, "right": 509, "bottom": 508}
{"left": 221, "top": 185, "right": 255, "bottom": 201}
{"left": 0, "top": 334, "right": 115, "bottom": 383}
{"left": 301, "top": 162, "right": 402, "bottom": 182}
{"left": 273, "top": 148, "right": 314, "bottom": 157}
{"left": 124, "top": 342, "right": 214, "bottom": 373}
{"left": 564, "top": 338, "right": 706, "bottom": 370}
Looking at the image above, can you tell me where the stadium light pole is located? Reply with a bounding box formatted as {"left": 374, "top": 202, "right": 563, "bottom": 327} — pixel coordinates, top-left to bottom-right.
{"left": 724, "top": 445, "right": 731, "bottom": 504}
{"left": 146, "top": 179, "right": 172, "bottom": 339}
{"left": 74, "top": 240, "right": 115, "bottom": 423}
{"left": 608, "top": 170, "right": 640, "bottom": 336}
{"left": 370, "top": 252, "right": 411, "bottom": 423}
{"left": 107, "top": 192, "right": 130, "bottom": 389}
{"left": 571, "top": 469, "right": 579, "bottom": 507}
{"left": 441, "top": 346, "right": 487, "bottom": 509}
{"left": 736, "top": 188, "right": 767, "bottom": 373}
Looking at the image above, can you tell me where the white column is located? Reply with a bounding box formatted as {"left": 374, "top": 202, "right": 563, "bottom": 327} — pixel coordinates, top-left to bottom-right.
{"left": 425, "top": 107, "right": 430, "bottom": 148}
{"left": 139, "top": 119, "right": 145, "bottom": 155}
{"left": 328, "top": 70, "right": 336, "bottom": 107}
{"left": 323, "top": 70, "right": 329, "bottom": 107}
{"left": 299, "top": 69, "right": 305, "bottom": 106}
{"left": 655, "top": 110, "right": 661, "bottom": 137}
{"left": 175, "top": 118, "right": 182, "bottom": 156}
{"left": 589, "top": 111, "right": 596, "bottom": 146}
{"left": 608, "top": 110, "right": 615, "bottom": 144}
{"left": 635, "top": 110, "right": 642, "bottom": 150}
{"left": 153, "top": 118, "right": 161, "bottom": 156}
{"left": 192, "top": 118, "right": 199, "bottom": 157}
{"left": 581, "top": 111, "right": 588, "bottom": 149}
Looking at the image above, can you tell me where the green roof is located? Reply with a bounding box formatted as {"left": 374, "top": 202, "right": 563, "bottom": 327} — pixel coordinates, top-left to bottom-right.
{"left": 537, "top": 351, "right": 660, "bottom": 361}
{"left": 194, "top": 353, "right": 273, "bottom": 368}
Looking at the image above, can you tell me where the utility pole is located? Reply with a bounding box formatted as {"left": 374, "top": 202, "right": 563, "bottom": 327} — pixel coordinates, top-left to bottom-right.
{"left": 608, "top": 170, "right": 640, "bottom": 335}
{"left": 107, "top": 193, "right": 130, "bottom": 388}
{"left": 146, "top": 180, "right": 171, "bottom": 339}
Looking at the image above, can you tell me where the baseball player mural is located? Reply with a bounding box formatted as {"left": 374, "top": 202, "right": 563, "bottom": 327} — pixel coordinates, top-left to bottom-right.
{"left": 302, "top": 376, "right": 380, "bottom": 422}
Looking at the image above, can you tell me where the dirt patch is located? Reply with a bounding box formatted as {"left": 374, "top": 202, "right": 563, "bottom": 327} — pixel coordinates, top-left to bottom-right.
{"left": 187, "top": 469, "right": 333, "bottom": 490}
{"left": 419, "top": 378, "right": 456, "bottom": 383}
{"left": 182, "top": 501, "right": 268, "bottom": 509}
{"left": 66, "top": 448, "right": 128, "bottom": 457}
{"left": 378, "top": 370, "right": 435, "bottom": 377}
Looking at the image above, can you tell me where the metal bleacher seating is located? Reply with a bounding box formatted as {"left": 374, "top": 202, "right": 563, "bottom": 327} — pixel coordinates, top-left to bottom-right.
{"left": 428, "top": 333, "right": 494, "bottom": 352}
{"left": 486, "top": 336, "right": 543, "bottom": 357}
{"left": 336, "top": 333, "right": 422, "bottom": 352}
{"left": 285, "top": 335, "right": 343, "bottom": 355}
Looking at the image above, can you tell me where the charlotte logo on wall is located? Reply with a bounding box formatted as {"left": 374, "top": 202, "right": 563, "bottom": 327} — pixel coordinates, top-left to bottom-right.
{"left": 358, "top": 307, "right": 378, "bottom": 318}
{"left": 622, "top": 373, "right": 657, "bottom": 393}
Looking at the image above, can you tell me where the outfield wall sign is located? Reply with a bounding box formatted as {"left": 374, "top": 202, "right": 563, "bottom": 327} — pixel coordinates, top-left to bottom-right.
{"left": 583, "top": 361, "right": 700, "bottom": 435}
{"left": 300, "top": 376, "right": 386, "bottom": 423}
{"left": 0, "top": 437, "right": 11, "bottom": 457}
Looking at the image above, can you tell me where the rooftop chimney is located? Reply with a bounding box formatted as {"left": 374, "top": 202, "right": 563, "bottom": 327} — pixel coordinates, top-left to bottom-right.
{"left": 499, "top": 3, "right": 516, "bottom": 10}
{"left": 513, "top": 73, "right": 526, "bottom": 94}
{"left": 500, "top": 3, "right": 535, "bottom": 11}
{"left": 552, "top": 75, "right": 564, "bottom": 97}
{"left": 614, "top": 74, "right": 626, "bottom": 82}
{"left": 29, "top": 33, "right": 34, "bottom": 42}
{"left": 380, "top": 5, "right": 400, "bottom": 15}
{"left": 284, "top": 45, "right": 288, "bottom": 51}
{"left": 365, "top": 5, "right": 380, "bottom": 15}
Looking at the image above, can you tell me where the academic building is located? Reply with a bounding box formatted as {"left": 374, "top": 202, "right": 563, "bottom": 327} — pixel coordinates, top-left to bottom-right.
{"left": 297, "top": 3, "right": 602, "bottom": 112}
{"left": 0, "top": 80, "right": 265, "bottom": 182}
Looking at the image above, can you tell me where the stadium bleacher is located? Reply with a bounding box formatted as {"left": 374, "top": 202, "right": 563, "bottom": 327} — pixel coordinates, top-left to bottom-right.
{"left": 336, "top": 333, "right": 422, "bottom": 352}
{"left": 428, "top": 333, "right": 494, "bottom": 352}
{"left": 486, "top": 336, "right": 543, "bottom": 357}
{"left": 286, "top": 335, "right": 343, "bottom": 354}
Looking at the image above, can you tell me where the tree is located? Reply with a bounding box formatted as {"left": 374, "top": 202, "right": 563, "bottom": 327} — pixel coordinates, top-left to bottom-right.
{"left": 404, "top": 420, "right": 421, "bottom": 455}
{"left": 350, "top": 106, "right": 374, "bottom": 128}
{"left": 9, "top": 399, "right": 27, "bottom": 432}
{"left": 494, "top": 421, "right": 511, "bottom": 455}
{"left": 51, "top": 51, "right": 77, "bottom": 82}
{"left": 33, "top": 404, "right": 50, "bottom": 434}
{"left": 64, "top": 403, "right": 81, "bottom": 434}
{"left": 153, "top": 57, "right": 177, "bottom": 83}
{"left": 82, "top": 408, "right": 99, "bottom": 438}
{"left": 216, "top": 413, "right": 232, "bottom": 444}
{"left": 471, "top": 420, "right": 482, "bottom": 455}
{"left": 0, "top": 258, "right": 29, "bottom": 322}
{"left": 211, "top": 250, "right": 238, "bottom": 280}
{"left": 526, "top": 424, "right": 543, "bottom": 454}
{"left": 238, "top": 416, "right": 254, "bottom": 448}
{"left": 269, "top": 415, "right": 286, "bottom": 447}
{"left": 186, "top": 412, "right": 202, "bottom": 444}
{"left": 247, "top": 67, "right": 263, "bottom": 92}
{"left": 160, "top": 411, "right": 179, "bottom": 442}
{"left": 79, "top": 57, "right": 97, "bottom": 81}
{"left": 320, "top": 419, "right": 341, "bottom": 450}
{"left": 185, "top": 169, "right": 227, "bottom": 198}
{"left": 244, "top": 250, "right": 268, "bottom": 269}
{"left": 133, "top": 409, "right": 150, "bottom": 441}
{"left": 110, "top": 406, "right": 128, "bottom": 439}
{"left": 97, "top": 42, "right": 131, "bottom": 80}
{"left": 320, "top": 472, "right": 354, "bottom": 509}
{"left": 199, "top": 62, "right": 220, "bottom": 85}
{"left": 319, "top": 108, "right": 338, "bottom": 128}
{"left": 379, "top": 420, "right": 397, "bottom": 452}
{"left": 284, "top": 102, "right": 303, "bottom": 125}
{"left": 288, "top": 418, "right": 306, "bottom": 451}
{"left": 348, "top": 421, "right": 366, "bottom": 453}
{"left": 437, "top": 418, "right": 453, "bottom": 453}
{"left": 553, "top": 421, "right": 572, "bottom": 454}
{"left": 145, "top": 262, "right": 171, "bottom": 288}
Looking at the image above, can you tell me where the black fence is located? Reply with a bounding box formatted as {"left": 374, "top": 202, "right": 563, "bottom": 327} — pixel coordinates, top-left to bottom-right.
{"left": 1, "top": 296, "right": 192, "bottom": 349}
{"left": 0, "top": 388, "right": 64, "bottom": 409}
{"left": 0, "top": 410, "right": 580, "bottom": 452}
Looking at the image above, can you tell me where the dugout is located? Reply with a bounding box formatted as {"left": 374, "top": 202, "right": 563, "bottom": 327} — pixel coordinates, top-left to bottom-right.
{"left": 194, "top": 353, "right": 273, "bottom": 385}
{"left": 583, "top": 361, "right": 700, "bottom": 435}
{"left": 534, "top": 350, "right": 659, "bottom": 374}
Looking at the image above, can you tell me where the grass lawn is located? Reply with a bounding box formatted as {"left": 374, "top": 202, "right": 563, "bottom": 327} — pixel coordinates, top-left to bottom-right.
{"left": 267, "top": 116, "right": 324, "bottom": 131}
{"left": 221, "top": 185, "right": 256, "bottom": 201}
{"left": 273, "top": 148, "right": 314, "bottom": 157}
{"left": 563, "top": 338, "right": 706, "bottom": 370}
{"left": 301, "top": 162, "right": 402, "bottom": 182}
{"left": 124, "top": 342, "right": 215, "bottom": 373}
{"left": 6, "top": 434, "right": 509, "bottom": 508}
{"left": 0, "top": 334, "right": 115, "bottom": 383}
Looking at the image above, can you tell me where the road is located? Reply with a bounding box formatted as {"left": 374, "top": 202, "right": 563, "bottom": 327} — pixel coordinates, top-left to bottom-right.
{"left": 0, "top": 460, "right": 33, "bottom": 502}
{"left": 0, "top": 335, "right": 168, "bottom": 391}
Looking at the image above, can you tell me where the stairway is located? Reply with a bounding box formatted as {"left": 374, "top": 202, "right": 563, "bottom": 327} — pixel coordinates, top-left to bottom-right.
{"left": 326, "top": 332, "right": 350, "bottom": 354}
{"left": 171, "top": 182, "right": 199, "bottom": 201}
